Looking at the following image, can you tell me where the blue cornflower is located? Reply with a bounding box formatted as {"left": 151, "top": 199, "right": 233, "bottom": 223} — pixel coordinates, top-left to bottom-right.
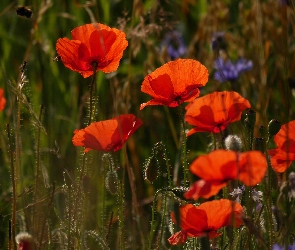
{"left": 272, "top": 242, "right": 295, "bottom": 250}
{"left": 214, "top": 56, "right": 253, "bottom": 83}
{"left": 160, "top": 31, "right": 186, "bottom": 60}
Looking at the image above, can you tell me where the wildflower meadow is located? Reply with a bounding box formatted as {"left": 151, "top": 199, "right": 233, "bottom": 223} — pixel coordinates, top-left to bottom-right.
{"left": 1, "top": 0, "right": 295, "bottom": 249}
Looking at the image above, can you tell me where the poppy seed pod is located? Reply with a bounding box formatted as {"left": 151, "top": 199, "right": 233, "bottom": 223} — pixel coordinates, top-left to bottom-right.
{"left": 268, "top": 119, "right": 281, "bottom": 137}
{"left": 224, "top": 135, "right": 243, "bottom": 151}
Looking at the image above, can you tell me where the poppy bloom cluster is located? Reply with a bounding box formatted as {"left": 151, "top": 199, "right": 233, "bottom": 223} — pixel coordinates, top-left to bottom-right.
{"left": 72, "top": 114, "right": 142, "bottom": 152}
{"left": 184, "top": 150, "right": 267, "bottom": 200}
{"left": 140, "top": 59, "right": 208, "bottom": 109}
{"left": 56, "top": 23, "right": 128, "bottom": 78}
{"left": 185, "top": 91, "right": 251, "bottom": 136}
{"left": 268, "top": 120, "right": 295, "bottom": 173}
{"left": 168, "top": 199, "right": 243, "bottom": 245}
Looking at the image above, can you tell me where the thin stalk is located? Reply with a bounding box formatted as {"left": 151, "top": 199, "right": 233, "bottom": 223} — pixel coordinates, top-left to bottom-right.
{"left": 33, "top": 105, "right": 44, "bottom": 235}
{"left": 7, "top": 124, "right": 17, "bottom": 250}
{"left": 159, "top": 192, "right": 167, "bottom": 247}
{"left": 178, "top": 103, "right": 188, "bottom": 188}
{"left": 148, "top": 189, "right": 163, "bottom": 250}
{"left": 117, "top": 178, "right": 125, "bottom": 250}
{"left": 122, "top": 146, "right": 145, "bottom": 247}
{"left": 88, "top": 62, "right": 98, "bottom": 126}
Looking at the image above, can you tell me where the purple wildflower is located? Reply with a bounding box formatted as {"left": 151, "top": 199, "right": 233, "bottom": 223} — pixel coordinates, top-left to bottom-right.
{"left": 160, "top": 31, "right": 186, "bottom": 60}
{"left": 214, "top": 57, "right": 253, "bottom": 83}
{"left": 273, "top": 242, "right": 295, "bottom": 250}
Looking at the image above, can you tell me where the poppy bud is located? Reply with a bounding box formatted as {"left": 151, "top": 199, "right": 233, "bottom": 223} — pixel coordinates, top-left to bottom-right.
{"left": 254, "top": 137, "right": 265, "bottom": 153}
{"left": 144, "top": 156, "right": 159, "bottom": 184}
{"left": 245, "top": 109, "right": 256, "bottom": 128}
{"left": 224, "top": 135, "right": 243, "bottom": 151}
{"left": 268, "top": 119, "right": 281, "bottom": 137}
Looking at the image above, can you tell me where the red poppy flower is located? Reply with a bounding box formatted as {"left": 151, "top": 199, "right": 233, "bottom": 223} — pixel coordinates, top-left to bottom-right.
{"left": 185, "top": 91, "right": 251, "bottom": 136}
{"left": 72, "top": 114, "right": 142, "bottom": 152}
{"left": 0, "top": 88, "right": 6, "bottom": 111}
{"left": 56, "top": 23, "right": 128, "bottom": 78}
{"left": 184, "top": 150, "right": 267, "bottom": 200}
{"left": 140, "top": 59, "right": 208, "bottom": 110}
{"left": 268, "top": 120, "right": 295, "bottom": 173}
{"left": 168, "top": 199, "right": 243, "bottom": 245}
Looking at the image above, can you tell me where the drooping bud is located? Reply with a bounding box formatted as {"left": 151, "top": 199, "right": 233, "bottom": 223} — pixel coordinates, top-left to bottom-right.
{"left": 268, "top": 119, "right": 281, "bottom": 137}
{"left": 144, "top": 156, "right": 159, "bottom": 184}
{"left": 224, "top": 135, "right": 243, "bottom": 152}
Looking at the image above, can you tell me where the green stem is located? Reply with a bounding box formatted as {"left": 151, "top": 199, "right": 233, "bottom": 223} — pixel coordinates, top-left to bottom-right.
{"left": 88, "top": 62, "right": 98, "bottom": 126}
{"left": 33, "top": 105, "right": 44, "bottom": 233}
{"left": 7, "top": 124, "right": 17, "bottom": 250}
{"left": 178, "top": 104, "right": 188, "bottom": 188}
{"left": 148, "top": 189, "right": 163, "bottom": 250}
{"left": 200, "top": 236, "right": 211, "bottom": 250}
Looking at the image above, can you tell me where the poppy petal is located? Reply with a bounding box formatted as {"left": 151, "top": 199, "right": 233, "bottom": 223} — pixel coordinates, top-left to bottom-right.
{"left": 268, "top": 147, "right": 295, "bottom": 173}
{"left": 169, "top": 199, "right": 243, "bottom": 245}
{"left": 56, "top": 38, "right": 92, "bottom": 77}
{"left": 184, "top": 179, "right": 227, "bottom": 200}
{"left": 238, "top": 151, "right": 268, "bottom": 186}
{"left": 72, "top": 114, "right": 142, "bottom": 152}
{"left": 140, "top": 59, "right": 208, "bottom": 109}
{"left": 199, "top": 199, "right": 243, "bottom": 229}
{"left": 189, "top": 150, "right": 239, "bottom": 181}
{"left": 185, "top": 91, "right": 251, "bottom": 135}
{"left": 0, "top": 88, "right": 6, "bottom": 111}
{"left": 56, "top": 23, "right": 128, "bottom": 77}
{"left": 274, "top": 120, "right": 295, "bottom": 148}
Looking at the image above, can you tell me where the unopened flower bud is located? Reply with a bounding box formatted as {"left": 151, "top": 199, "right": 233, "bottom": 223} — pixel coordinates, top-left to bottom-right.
{"left": 268, "top": 119, "right": 281, "bottom": 137}
{"left": 245, "top": 109, "right": 256, "bottom": 128}
{"left": 224, "top": 135, "right": 243, "bottom": 151}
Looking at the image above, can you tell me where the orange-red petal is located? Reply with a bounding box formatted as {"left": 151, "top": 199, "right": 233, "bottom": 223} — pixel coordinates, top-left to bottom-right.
{"left": 184, "top": 179, "right": 227, "bottom": 200}
{"left": 0, "top": 88, "right": 6, "bottom": 111}
{"left": 168, "top": 199, "right": 243, "bottom": 245}
{"left": 189, "top": 150, "right": 239, "bottom": 181}
{"left": 185, "top": 91, "right": 251, "bottom": 135}
{"left": 267, "top": 120, "right": 295, "bottom": 173}
{"left": 273, "top": 120, "right": 295, "bottom": 148}
{"left": 238, "top": 151, "right": 268, "bottom": 186}
{"left": 268, "top": 147, "right": 295, "bottom": 173}
{"left": 56, "top": 23, "right": 128, "bottom": 78}
{"left": 198, "top": 199, "right": 243, "bottom": 229}
{"left": 186, "top": 150, "right": 267, "bottom": 199}
{"left": 140, "top": 59, "right": 208, "bottom": 109}
{"left": 72, "top": 114, "right": 142, "bottom": 152}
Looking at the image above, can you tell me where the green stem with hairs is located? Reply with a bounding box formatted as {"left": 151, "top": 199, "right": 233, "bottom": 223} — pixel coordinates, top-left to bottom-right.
{"left": 178, "top": 103, "right": 189, "bottom": 188}
{"left": 7, "top": 124, "right": 17, "bottom": 250}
